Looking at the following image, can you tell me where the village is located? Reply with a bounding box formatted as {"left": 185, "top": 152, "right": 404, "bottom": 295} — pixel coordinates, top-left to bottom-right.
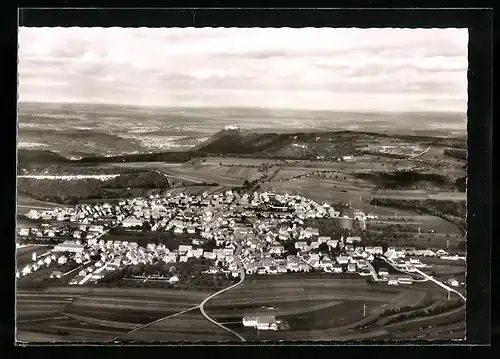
{"left": 17, "top": 190, "right": 465, "bottom": 292}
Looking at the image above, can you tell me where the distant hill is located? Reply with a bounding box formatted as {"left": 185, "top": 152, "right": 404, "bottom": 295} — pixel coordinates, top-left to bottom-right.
{"left": 195, "top": 128, "right": 467, "bottom": 159}
{"left": 17, "top": 130, "right": 468, "bottom": 165}
{"left": 18, "top": 149, "right": 70, "bottom": 166}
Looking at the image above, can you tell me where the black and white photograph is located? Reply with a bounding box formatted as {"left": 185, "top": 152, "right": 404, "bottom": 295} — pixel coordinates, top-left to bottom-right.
{"left": 16, "top": 26, "right": 468, "bottom": 343}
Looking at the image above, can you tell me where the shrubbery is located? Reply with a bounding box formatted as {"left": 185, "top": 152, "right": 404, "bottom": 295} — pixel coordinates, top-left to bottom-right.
{"left": 99, "top": 258, "right": 238, "bottom": 292}
{"left": 18, "top": 171, "right": 170, "bottom": 205}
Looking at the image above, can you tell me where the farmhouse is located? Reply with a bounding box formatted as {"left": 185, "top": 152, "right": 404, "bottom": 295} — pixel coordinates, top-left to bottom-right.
{"left": 242, "top": 315, "right": 278, "bottom": 331}
{"left": 397, "top": 275, "right": 413, "bottom": 285}
{"left": 378, "top": 268, "right": 389, "bottom": 276}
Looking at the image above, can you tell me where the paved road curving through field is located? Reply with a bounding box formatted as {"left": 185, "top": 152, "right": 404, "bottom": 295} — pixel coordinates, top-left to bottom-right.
{"left": 198, "top": 247, "right": 246, "bottom": 342}
{"left": 380, "top": 256, "right": 466, "bottom": 302}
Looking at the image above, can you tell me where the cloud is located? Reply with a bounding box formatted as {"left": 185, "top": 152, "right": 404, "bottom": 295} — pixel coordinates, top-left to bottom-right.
{"left": 17, "top": 27, "right": 468, "bottom": 112}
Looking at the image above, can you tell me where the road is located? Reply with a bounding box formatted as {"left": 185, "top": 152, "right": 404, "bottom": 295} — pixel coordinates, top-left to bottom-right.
{"left": 108, "top": 305, "right": 200, "bottom": 342}
{"left": 109, "top": 241, "right": 247, "bottom": 342}
{"left": 412, "top": 268, "right": 466, "bottom": 302}
{"left": 380, "top": 256, "right": 466, "bottom": 302}
{"left": 198, "top": 245, "right": 246, "bottom": 342}
{"left": 365, "top": 262, "right": 380, "bottom": 282}
{"left": 78, "top": 260, "right": 114, "bottom": 285}
{"left": 408, "top": 146, "right": 431, "bottom": 159}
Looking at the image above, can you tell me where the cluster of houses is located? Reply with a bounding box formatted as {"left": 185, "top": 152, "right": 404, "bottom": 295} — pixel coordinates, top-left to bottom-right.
{"left": 17, "top": 251, "right": 70, "bottom": 278}
{"left": 18, "top": 190, "right": 465, "bottom": 289}
{"left": 239, "top": 233, "right": 383, "bottom": 276}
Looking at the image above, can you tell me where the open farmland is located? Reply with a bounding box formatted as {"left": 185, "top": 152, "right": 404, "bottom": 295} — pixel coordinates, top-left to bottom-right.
{"left": 17, "top": 316, "right": 131, "bottom": 342}
{"left": 366, "top": 215, "right": 462, "bottom": 234}
{"left": 17, "top": 194, "right": 63, "bottom": 215}
{"left": 202, "top": 275, "right": 450, "bottom": 341}
{"left": 120, "top": 308, "right": 237, "bottom": 342}
{"left": 16, "top": 287, "right": 210, "bottom": 342}
{"left": 371, "top": 190, "right": 466, "bottom": 201}
{"left": 202, "top": 157, "right": 286, "bottom": 166}
{"left": 152, "top": 163, "right": 262, "bottom": 186}
{"left": 16, "top": 290, "right": 82, "bottom": 322}
{"left": 260, "top": 177, "right": 369, "bottom": 205}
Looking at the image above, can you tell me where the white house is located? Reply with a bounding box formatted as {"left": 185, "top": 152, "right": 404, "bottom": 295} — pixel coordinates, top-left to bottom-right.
{"left": 353, "top": 211, "right": 366, "bottom": 220}
{"left": 243, "top": 316, "right": 258, "bottom": 327}
{"left": 25, "top": 210, "right": 40, "bottom": 220}
{"left": 378, "top": 268, "right": 389, "bottom": 276}
{"left": 252, "top": 315, "right": 278, "bottom": 330}
{"left": 366, "top": 213, "right": 378, "bottom": 220}
{"left": 346, "top": 236, "right": 362, "bottom": 244}
{"left": 295, "top": 241, "right": 308, "bottom": 250}
{"left": 178, "top": 245, "right": 192, "bottom": 254}
{"left": 21, "top": 265, "right": 32, "bottom": 276}
{"left": 269, "top": 245, "right": 285, "bottom": 255}
{"left": 191, "top": 248, "right": 204, "bottom": 258}
{"left": 332, "top": 265, "right": 343, "bottom": 273}
{"left": 18, "top": 228, "right": 29, "bottom": 236}
{"left": 327, "top": 239, "right": 339, "bottom": 249}
{"left": 397, "top": 275, "right": 413, "bottom": 285}
{"left": 318, "top": 236, "right": 331, "bottom": 244}
{"left": 336, "top": 256, "right": 350, "bottom": 265}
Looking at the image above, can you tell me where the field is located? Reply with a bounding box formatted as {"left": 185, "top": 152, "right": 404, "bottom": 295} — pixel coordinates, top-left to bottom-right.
{"left": 260, "top": 177, "right": 369, "bottom": 205}
{"left": 104, "top": 162, "right": 263, "bottom": 186}
{"left": 16, "top": 194, "right": 63, "bottom": 215}
{"left": 371, "top": 190, "right": 466, "bottom": 201}
{"left": 203, "top": 274, "right": 453, "bottom": 341}
{"left": 16, "top": 271, "right": 465, "bottom": 342}
{"left": 16, "top": 287, "right": 209, "bottom": 342}
{"left": 366, "top": 215, "right": 462, "bottom": 235}
{"left": 120, "top": 308, "right": 237, "bottom": 342}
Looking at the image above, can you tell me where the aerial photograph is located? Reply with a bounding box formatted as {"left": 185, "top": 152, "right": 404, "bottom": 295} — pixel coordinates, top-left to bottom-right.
{"left": 16, "top": 27, "right": 468, "bottom": 343}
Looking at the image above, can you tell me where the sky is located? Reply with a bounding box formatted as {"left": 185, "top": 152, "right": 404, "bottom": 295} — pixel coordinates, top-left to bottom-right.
{"left": 18, "top": 27, "right": 469, "bottom": 112}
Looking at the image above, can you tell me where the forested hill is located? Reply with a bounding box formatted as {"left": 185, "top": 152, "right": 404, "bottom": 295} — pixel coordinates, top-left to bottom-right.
{"left": 195, "top": 128, "right": 467, "bottom": 158}
{"left": 18, "top": 149, "right": 70, "bottom": 167}
{"left": 17, "top": 129, "right": 467, "bottom": 165}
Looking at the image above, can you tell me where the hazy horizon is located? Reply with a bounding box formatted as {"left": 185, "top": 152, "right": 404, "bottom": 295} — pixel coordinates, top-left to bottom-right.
{"left": 18, "top": 100, "right": 467, "bottom": 115}
{"left": 18, "top": 27, "right": 468, "bottom": 113}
